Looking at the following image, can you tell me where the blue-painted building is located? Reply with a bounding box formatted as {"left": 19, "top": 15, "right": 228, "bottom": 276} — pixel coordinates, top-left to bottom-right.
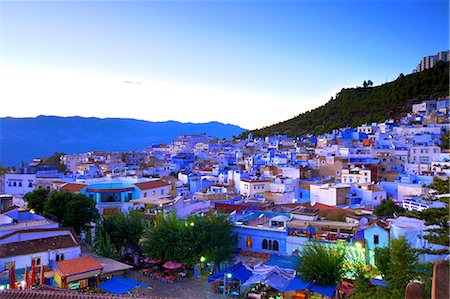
{"left": 234, "top": 211, "right": 291, "bottom": 255}
{"left": 363, "top": 222, "right": 389, "bottom": 265}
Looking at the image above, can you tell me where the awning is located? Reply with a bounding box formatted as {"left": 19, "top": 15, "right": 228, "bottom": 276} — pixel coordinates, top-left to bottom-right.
{"left": 309, "top": 220, "right": 358, "bottom": 230}
{"left": 283, "top": 276, "right": 313, "bottom": 292}
{"left": 310, "top": 282, "right": 336, "bottom": 298}
{"left": 208, "top": 262, "right": 252, "bottom": 283}
{"left": 94, "top": 256, "right": 133, "bottom": 275}
{"left": 130, "top": 198, "right": 174, "bottom": 206}
{"left": 242, "top": 265, "right": 296, "bottom": 292}
{"left": 98, "top": 275, "right": 149, "bottom": 294}
{"left": 264, "top": 254, "right": 298, "bottom": 270}
{"left": 163, "top": 261, "right": 183, "bottom": 269}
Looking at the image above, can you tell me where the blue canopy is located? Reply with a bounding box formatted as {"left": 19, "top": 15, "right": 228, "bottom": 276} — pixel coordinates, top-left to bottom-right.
{"left": 208, "top": 262, "right": 252, "bottom": 283}
{"left": 310, "top": 283, "right": 336, "bottom": 298}
{"left": 283, "top": 276, "right": 313, "bottom": 292}
{"left": 98, "top": 276, "right": 149, "bottom": 294}
{"left": 264, "top": 254, "right": 298, "bottom": 270}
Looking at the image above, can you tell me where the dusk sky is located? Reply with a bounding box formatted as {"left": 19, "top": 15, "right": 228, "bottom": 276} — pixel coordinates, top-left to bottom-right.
{"left": 1, "top": 1, "right": 448, "bottom": 129}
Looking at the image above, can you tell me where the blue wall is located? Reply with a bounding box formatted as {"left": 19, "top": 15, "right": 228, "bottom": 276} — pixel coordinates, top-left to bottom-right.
{"left": 234, "top": 227, "right": 287, "bottom": 255}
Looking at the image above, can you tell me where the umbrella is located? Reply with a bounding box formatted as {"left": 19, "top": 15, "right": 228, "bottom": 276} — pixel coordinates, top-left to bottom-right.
{"left": 24, "top": 265, "right": 29, "bottom": 289}
{"left": 31, "top": 259, "right": 36, "bottom": 286}
{"left": 9, "top": 263, "right": 16, "bottom": 289}
{"left": 163, "top": 261, "right": 183, "bottom": 269}
{"left": 145, "top": 258, "right": 161, "bottom": 264}
{"left": 40, "top": 265, "right": 45, "bottom": 285}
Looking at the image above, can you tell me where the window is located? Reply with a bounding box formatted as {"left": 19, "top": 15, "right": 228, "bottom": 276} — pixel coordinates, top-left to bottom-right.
{"left": 13, "top": 182, "right": 16, "bottom": 187}
{"left": 152, "top": 191, "right": 155, "bottom": 195}
{"left": 273, "top": 240, "right": 279, "bottom": 252}
{"left": 89, "top": 194, "right": 94, "bottom": 199}
{"left": 246, "top": 237, "right": 252, "bottom": 248}
{"left": 127, "top": 193, "right": 132, "bottom": 201}
{"left": 144, "top": 193, "right": 147, "bottom": 198}
{"left": 160, "top": 189, "right": 164, "bottom": 195}
{"left": 262, "top": 239, "right": 268, "bottom": 250}
{"left": 28, "top": 182, "right": 33, "bottom": 188}
{"left": 56, "top": 253, "right": 65, "bottom": 262}
{"left": 18, "top": 182, "right": 22, "bottom": 187}
{"left": 374, "top": 235, "right": 379, "bottom": 245}
{"left": 32, "top": 257, "right": 41, "bottom": 266}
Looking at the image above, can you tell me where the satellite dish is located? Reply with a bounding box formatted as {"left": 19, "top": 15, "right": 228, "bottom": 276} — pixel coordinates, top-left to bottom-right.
{"left": 310, "top": 197, "right": 316, "bottom": 207}
{"left": 360, "top": 217, "right": 368, "bottom": 226}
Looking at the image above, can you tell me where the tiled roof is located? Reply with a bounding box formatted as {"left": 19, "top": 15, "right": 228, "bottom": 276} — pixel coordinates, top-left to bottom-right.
{"left": 134, "top": 180, "right": 169, "bottom": 190}
{"left": 60, "top": 183, "right": 87, "bottom": 192}
{"left": 56, "top": 256, "right": 102, "bottom": 277}
{"left": 0, "top": 234, "right": 79, "bottom": 258}
{"left": 1, "top": 287, "right": 175, "bottom": 299}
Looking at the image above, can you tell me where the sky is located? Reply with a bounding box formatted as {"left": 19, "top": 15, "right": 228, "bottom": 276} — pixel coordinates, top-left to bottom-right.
{"left": 0, "top": 1, "right": 448, "bottom": 130}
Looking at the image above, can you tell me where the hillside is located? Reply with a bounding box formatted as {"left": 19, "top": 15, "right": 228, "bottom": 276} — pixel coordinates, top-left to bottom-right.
{"left": 0, "top": 116, "right": 245, "bottom": 166}
{"left": 249, "top": 61, "right": 449, "bottom": 138}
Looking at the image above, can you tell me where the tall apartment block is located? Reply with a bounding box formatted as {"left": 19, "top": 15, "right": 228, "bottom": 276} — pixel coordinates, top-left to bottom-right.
{"left": 414, "top": 50, "right": 449, "bottom": 73}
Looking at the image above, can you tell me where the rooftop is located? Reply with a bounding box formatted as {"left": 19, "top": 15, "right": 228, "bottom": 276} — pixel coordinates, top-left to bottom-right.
{"left": 55, "top": 256, "right": 103, "bottom": 277}
{"left": 135, "top": 180, "right": 170, "bottom": 190}
{"left": 0, "top": 234, "right": 79, "bottom": 258}
{"left": 60, "top": 183, "right": 87, "bottom": 192}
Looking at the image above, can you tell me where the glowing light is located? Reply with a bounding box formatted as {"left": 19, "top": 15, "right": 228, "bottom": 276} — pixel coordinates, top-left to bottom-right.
{"left": 190, "top": 222, "right": 195, "bottom": 226}
{"left": 200, "top": 256, "right": 206, "bottom": 262}
{"left": 226, "top": 273, "right": 232, "bottom": 279}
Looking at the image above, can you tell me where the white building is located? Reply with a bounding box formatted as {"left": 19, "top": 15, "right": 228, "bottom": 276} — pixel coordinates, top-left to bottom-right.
{"left": 409, "top": 146, "right": 441, "bottom": 164}
{"left": 341, "top": 166, "right": 372, "bottom": 184}
{"left": 310, "top": 183, "right": 350, "bottom": 206}
{"left": 0, "top": 227, "right": 81, "bottom": 272}
{"left": 239, "top": 178, "right": 271, "bottom": 197}
{"left": 4, "top": 174, "right": 36, "bottom": 198}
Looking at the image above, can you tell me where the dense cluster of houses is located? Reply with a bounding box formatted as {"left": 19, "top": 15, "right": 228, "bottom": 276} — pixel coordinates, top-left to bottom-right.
{"left": 0, "top": 98, "right": 448, "bottom": 294}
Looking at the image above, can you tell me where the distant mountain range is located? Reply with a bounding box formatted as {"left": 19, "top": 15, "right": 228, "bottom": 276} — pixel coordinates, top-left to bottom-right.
{"left": 0, "top": 116, "right": 245, "bottom": 166}
{"left": 247, "top": 61, "right": 449, "bottom": 138}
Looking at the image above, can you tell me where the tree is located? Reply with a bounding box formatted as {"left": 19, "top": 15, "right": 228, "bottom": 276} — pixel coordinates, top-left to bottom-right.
{"left": 363, "top": 80, "right": 368, "bottom": 88}
{"left": 374, "top": 246, "right": 390, "bottom": 279}
{"left": 44, "top": 191, "right": 99, "bottom": 234}
{"left": 142, "top": 212, "right": 190, "bottom": 263}
{"left": 373, "top": 198, "right": 405, "bottom": 217}
{"left": 96, "top": 210, "right": 147, "bottom": 253}
{"left": 95, "top": 230, "right": 116, "bottom": 258}
{"left": 189, "top": 213, "right": 237, "bottom": 265}
{"left": 441, "top": 130, "right": 449, "bottom": 150}
{"left": 142, "top": 212, "right": 237, "bottom": 266}
{"left": 42, "top": 152, "right": 66, "bottom": 172}
{"left": 24, "top": 188, "right": 50, "bottom": 214}
{"left": 367, "top": 80, "right": 373, "bottom": 87}
{"left": 428, "top": 177, "right": 450, "bottom": 194}
{"left": 295, "top": 241, "right": 347, "bottom": 285}
{"left": 404, "top": 207, "right": 449, "bottom": 246}
{"left": 374, "top": 236, "right": 418, "bottom": 297}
